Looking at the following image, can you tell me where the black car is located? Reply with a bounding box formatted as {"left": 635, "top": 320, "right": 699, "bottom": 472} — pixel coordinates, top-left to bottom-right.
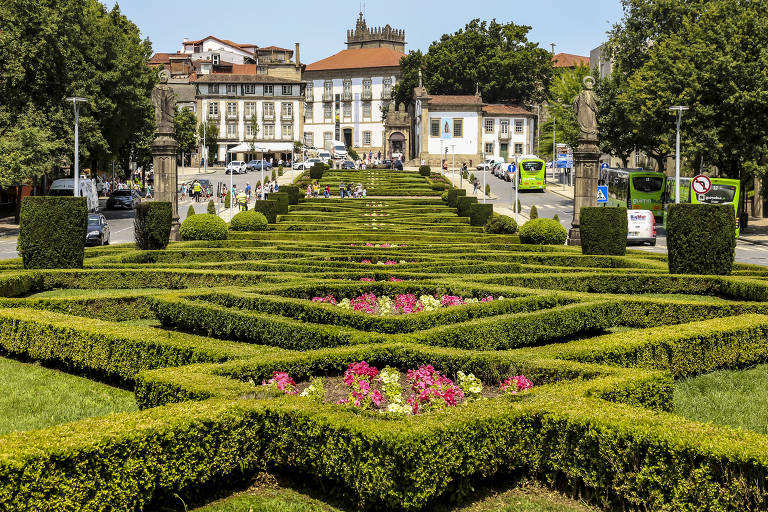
{"left": 341, "top": 160, "right": 356, "bottom": 169}
{"left": 86, "top": 213, "right": 110, "bottom": 246}
{"left": 106, "top": 189, "right": 141, "bottom": 209}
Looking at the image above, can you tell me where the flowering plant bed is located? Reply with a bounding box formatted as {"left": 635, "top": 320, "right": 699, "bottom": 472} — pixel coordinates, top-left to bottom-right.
{"left": 312, "top": 293, "right": 504, "bottom": 315}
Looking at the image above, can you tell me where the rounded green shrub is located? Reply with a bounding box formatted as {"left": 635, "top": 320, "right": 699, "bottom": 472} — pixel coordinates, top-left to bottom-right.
{"left": 18, "top": 196, "right": 87, "bottom": 269}
{"left": 230, "top": 211, "right": 268, "bottom": 231}
{"left": 667, "top": 203, "right": 735, "bottom": 275}
{"left": 529, "top": 205, "right": 538, "bottom": 220}
{"left": 519, "top": 218, "right": 567, "bottom": 245}
{"left": 187, "top": 204, "right": 195, "bottom": 217}
{"left": 134, "top": 202, "right": 172, "bottom": 250}
{"left": 224, "top": 191, "right": 231, "bottom": 209}
{"left": 179, "top": 213, "right": 228, "bottom": 241}
{"left": 419, "top": 165, "right": 431, "bottom": 177}
{"left": 485, "top": 214, "right": 517, "bottom": 234}
{"left": 441, "top": 192, "right": 449, "bottom": 203}
{"left": 207, "top": 200, "right": 216, "bottom": 215}
{"left": 309, "top": 164, "right": 324, "bottom": 180}
{"left": 580, "top": 207, "right": 627, "bottom": 256}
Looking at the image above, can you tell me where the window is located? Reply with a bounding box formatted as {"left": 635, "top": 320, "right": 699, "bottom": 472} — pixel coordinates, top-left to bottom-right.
{"left": 244, "top": 84, "right": 255, "bottom": 94}
{"left": 382, "top": 78, "right": 392, "bottom": 98}
{"left": 485, "top": 143, "right": 494, "bottom": 154}
{"left": 208, "top": 102, "right": 219, "bottom": 116}
{"left": 282, "top": 124, "right": 293, "bottom": 138}
{"left": 263, "top": 102, "right": 274, "bottom": 118}
{"left": 212, "top": 54, "right": 220, "bottom": 65}
{"left": 282, "top": 102, "right": 292, "bottom": 117}
{"left": 514, "top": 143, "right": 523, "bottom": 155}
{"left": 245, "top": 124, "right": 254, "bottom": 137}
{"left": 515, "top": 120, "right": 524, "bottom": 133}
{"left": 430, "top": 119, "right": 440, "bottom": 137}
{"left": 323, "top": 131, "right": 333, "bottom": 143}
{"left": 484, "top": 119, "right": 494, "bottom": 133}
{"left": 257, "top": 66, "right": 268, "bottom": 74}
{"left": 263, "top": 124, "right": 274, "bottom": 139}
{"left": 244, "top": 102, "right": 257, "bottom": 119}
{"left": 282, "top": 85, "right": 292, "bottom": 96}
{"left": 343, "top": 79, "right": 352, "bottom": 99}
{"left": 226, "top": 123, "right": 237, "bottom": 137}
{"left": 363, "top": 131, "right": 371, "bottom": 146}
{"left": 323, "top": 80, "right": 333, "bottom": 99}
{"left": 208, "top": 84, "right": 219, "bottom": 95}
{"left": 324, "top": 103, "right": 332, "bottom": 120}
{"left": 500, "top": 120, "right": 509, "bottom": 135}
{"left": 304, "top": 132, "right": 313, "bottom": 146}
{"left": 363, "top": 102, "right": 371, "bottom": 119}
{"left": 304, "top": 102, "right": 313, "bottom": 121}
{"left": 453, "top": 119, "right": 463, "bottom": 138}
{"left": 226, "top": 84, "right": 237, "bottom": 95}
{"left": 226, "top": 102, "right": 237, "bottom": 117}
{"left": 305, "top": 82, "right": 313, "bottom": 101}
{"left": 362, "top": 79, "right": 372, "bottom": 98}
{"left": 343, "top": 102, "right": 351, "bottom": 118}
{"left": 264, "top": 85, "right": 274, "bottom": 96}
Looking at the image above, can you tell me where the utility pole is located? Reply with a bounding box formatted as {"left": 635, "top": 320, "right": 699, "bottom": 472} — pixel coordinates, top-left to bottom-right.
{"left": 669, "top": 106, "right": 689, "bottom": 204}
{"left": 66, "top": 97, "right": 88, "bottom": 197}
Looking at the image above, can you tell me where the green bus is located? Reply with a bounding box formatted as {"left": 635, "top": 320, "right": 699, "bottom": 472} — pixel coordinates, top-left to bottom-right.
{"left": 599, "top": 168, "right": 666, "bottom": 222}
{"left": 517, "top": 156, "right": 546, "bottom": 191}
{"left": 664, "top": 176, "right": 742, "bottom": 236}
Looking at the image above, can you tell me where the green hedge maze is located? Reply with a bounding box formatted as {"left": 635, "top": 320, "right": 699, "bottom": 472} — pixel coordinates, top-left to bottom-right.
{"left": 2, "top": 168, "right": 768, "bottom": 511}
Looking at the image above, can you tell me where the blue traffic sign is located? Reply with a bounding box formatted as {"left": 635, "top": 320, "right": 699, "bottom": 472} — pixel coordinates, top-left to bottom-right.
{"left": 601, "top": 162, "right": 609, "bottom": 170}
{"left": 597, "top": 186, "right": 609, "bottom": 204}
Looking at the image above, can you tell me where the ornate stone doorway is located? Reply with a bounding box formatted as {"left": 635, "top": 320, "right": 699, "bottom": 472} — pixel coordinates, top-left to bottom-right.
{"left": 389, "top": 132, "right": 405, "bottom": 159}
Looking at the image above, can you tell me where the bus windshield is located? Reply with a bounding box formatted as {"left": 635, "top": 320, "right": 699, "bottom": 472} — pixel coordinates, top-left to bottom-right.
{"left": 633, "top": 176, "right": 664, "bottom": 193}
{"left": 521, "top": 161, "right": 543, "bottom": 172}
{"left": 698, "top": 184, "right": 736, "bottom": 204}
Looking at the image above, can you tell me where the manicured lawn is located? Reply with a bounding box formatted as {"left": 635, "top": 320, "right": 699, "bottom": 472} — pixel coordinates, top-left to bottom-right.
{"left": 0, "top": 356, "right": 137, "bottom": 435}
{"left": 674, "top": 363, "right": 768, "bottom": 435}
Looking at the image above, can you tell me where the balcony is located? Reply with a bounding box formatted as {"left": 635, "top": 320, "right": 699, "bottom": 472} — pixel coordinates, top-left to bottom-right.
{"left": 207, "top": 113, "right": 220, "bottom": 120}
{"left": 498, "top": 130, "right": 510, "bottom": 140}
{"left": 281, "top": 112, "right": 294, "bottom": 121}
{"left": 263, "top": 113, "right": 275, "bottom": 121}
{"left": 362, "top": 90, "right": 372, "bottom": 101}
{"left": 381, "top": 89, "right": 392, "bottom": 100}
{"left": 226, "top": 112, "right": 238, "bottom": 120}
{"left": 322, "top": 92, "right": 333, "bottom": 102}
{"left": 342, "top": 91, "right": 352, "bottom": 102}
{"left": 305, "top": 92, "right": 314, "bottom": 102}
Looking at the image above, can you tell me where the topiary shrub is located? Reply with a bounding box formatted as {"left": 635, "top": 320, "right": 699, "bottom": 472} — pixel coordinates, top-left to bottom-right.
{"left": 485, "top": 183, "right": 491, "bottom": 197}
{"left": 18, "top": 196, "right": 87, "bottom": 269}
{"left": 224, "top": 191, "right": 231, "bottom": 209}
{"left": 281, "top": 185, "right": 300, "bottom": 205}
{"left": 179, "top": 213, "right": 228, "bottom": 241}
{"left": 667, "top": 203, "right": 735, "bottom": 275}
{"left": 134, "top": 202, "right": 172, "bottom": 250}
{"left": 580, "top": 207, "right": 627, "bottom": 256}
{"left": 519, "top": 218, "right": 568, "bottom": 245}
{"left": 186, "top": 204, "right": 195, "bottom": 217}
{"left": 441, "top": 192, "right": 449, "bottom": 203}
{"left": 251, "top": 200, "right": 278, "bottom": 223}
{"left": 230, "top": 211, "right": 268, "bottom": 231}
{"left": 485, "top": 214, "right": 518, "bottom": 234}
{"left": 469, "top": 203, "right": 493, "bottom": 226}
{"left": 529, "top": 205, "right": 538, "bottom": 220}
{"left": 207, "top": 200, "right": 216, "bottom": 215}
{"left": 456, "top": 196, "right": 478, "bottom": 218}
{"left": 278, "top": 166, "right": 284, "bottom": 176}
{"left": 419, "top": 165, "right": 431, "bottom": 177}
{"left": 271, "top": 170, "right": 277, "bottom": 181}
{"left": 309, "top": 164, "right": 324, "bottom": 180}
{"left": 270, "top": 192, "right": 290, "bottom": 215}
{"left": 553, "top": 214, "right": 560, "bottom": 222}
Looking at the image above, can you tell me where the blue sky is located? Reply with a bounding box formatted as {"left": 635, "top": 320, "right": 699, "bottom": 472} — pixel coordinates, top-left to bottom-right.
{"left": 105, "top": 0, "right": 624, "bottom": 63}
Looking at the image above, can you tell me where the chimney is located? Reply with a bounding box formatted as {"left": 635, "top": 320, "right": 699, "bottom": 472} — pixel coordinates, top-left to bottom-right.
{"left": 295, "top": 42, "right": 301, "bottom": 67}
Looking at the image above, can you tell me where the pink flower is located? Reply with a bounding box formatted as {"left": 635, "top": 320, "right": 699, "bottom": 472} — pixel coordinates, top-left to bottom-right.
{"left": 384, "top": 260, "right": 398, "bottom": 265}
{"left": 262, "top": 371, "right": 298, "bottom": 395}
{"left": 360, "top": 277, "right": 375, "bottom": 282}
{"left": 389, "top": 277, "right": 403, "bottom": 282}
{"left": 365, "top": 243, "right": 374, "bottom": 247}
{"left": 381, "top": 243, "right": 391, "bottom": 248}
{"left": 312, "top": 295, "right": 337, "bottom": 305}
{"left": 360, "top": 259, "right": 372, "bottom": 264}
{"left": 501, "top": 375, "right": 534, "bottom": 394}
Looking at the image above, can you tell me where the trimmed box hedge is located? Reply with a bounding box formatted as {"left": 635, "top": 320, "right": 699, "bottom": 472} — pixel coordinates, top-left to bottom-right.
{"left": 456, "top": 196, "right": 478, "bottom": 218}
{"left": 580, "top": 206, "right": 627, "bottom": 255}
{"left": 134, "top": 201, "right": 172, "bottom": 250}
{"left": 18, "top": 196, "right": 88, "bottom": 269}
{"left": 469, "top": 203, "right": 493, "bottom": 226}
{"left": 667, "top": 203, "right": 735, "bottom": 275}
{"left": 250, "top": 200, "right": 278, "bottom": 223}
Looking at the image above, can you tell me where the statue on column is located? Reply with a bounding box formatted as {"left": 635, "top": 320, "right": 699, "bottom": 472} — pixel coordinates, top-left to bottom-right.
{"left": 151, "top": 70, "right": 176, "bottom": 135}
{"left": 150, "top": 69, "right": 181, "bottom": 240}
{"left": 574, "top": 76, "right": 598, "bottom": 141}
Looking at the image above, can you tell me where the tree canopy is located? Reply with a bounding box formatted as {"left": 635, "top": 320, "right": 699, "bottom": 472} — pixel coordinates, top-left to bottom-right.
{"left": 394, "top": 19, "right": 553, "bottom": 107}
{"left": 539, "top": 66, "right": 590, "bottom": 157}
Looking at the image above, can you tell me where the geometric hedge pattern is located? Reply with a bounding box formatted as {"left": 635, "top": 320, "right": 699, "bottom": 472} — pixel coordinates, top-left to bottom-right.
{"left": 2, "top": 169, "right": 768, "bottom": 510}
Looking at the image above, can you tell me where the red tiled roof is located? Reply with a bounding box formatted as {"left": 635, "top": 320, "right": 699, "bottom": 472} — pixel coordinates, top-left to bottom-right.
{"left": 259, "top": 45, "right": 291, "bottom": 53}
{"left": 184, "top": 36, "right": 257, "bottom": 53}
{"left": 482, "top": 104, "right": 534, "bottom": 116}
{"left": 429, "top": 95, "right": 482, "bottom": 106}
{"left": 552, "top": 53, "right": 590, "bottom": 68}
{"left": 194, "top": 74, "right": 302, "bottom": 84}
{"left": 149, "top": 53, "right": 173, "bottom": 64}
{"left": 306, "top": 47, "right": 404, "bottom": 71}
{"left": 231, "top": 64, "right": 260, "bottom": 75}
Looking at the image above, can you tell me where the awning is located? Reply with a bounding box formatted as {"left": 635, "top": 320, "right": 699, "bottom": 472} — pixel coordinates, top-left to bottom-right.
{"left": 228, "top": 142, "right": 295, "bottom": 153}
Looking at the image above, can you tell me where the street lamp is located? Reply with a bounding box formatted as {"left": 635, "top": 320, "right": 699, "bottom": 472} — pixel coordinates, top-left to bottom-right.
{"left": 66, "top": 97, "right": 88, "bottom": 197}
{"left": 669, "top": 106, "right": 689, "bottom": 203}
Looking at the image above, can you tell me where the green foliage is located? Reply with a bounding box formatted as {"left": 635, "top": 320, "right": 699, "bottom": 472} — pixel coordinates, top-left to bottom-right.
{"left": 485, "top": 214, "right": 518, "bottom": 234}
{"left": 179, "top": 214, "right": 228, "bottom": 241}
{"left": 173, "top": 107, "right": 197, "bottom": 156}
{"left": 250, "top": 200, "right": 278, "bottom": 223}
{"left": 270, "top": 192, "right": 290, "bottom": 215}
{"left": 0, "top": 112, "right": 61, "bottom": 190}
{"left": 133, "top": 202, "right": 172, "bottom": 250}
{"left": 485, "top": 183, "right": 491, "bottom": 197}
{"left": 230, "top": 211, "right": 268, "bottom": 232}
{"left": 278, "top": 165, "right": 284, "bottom": 176}
{"left": 280, "top": 185, "right": 300, "bottom": 205}
{"left": 198, "top": 119, "right": 219, "bottom": 163}
{"left": 579, "top": 207, "right": 627, "bottom": 256}
{"left": 348, "top": 148, "right": 359, "bottom": 161}
{"left": 456, "top": 196, "right": 478, "bottom": 217}
{"left": 225, "top": 191, "right": 232, "bottom": 209}
{"left": 539, "top": 65, "right": 590, "bottom": 155}
{"left": 419, "top": 165, "right": 431, "bottom": 177}
{"left": 18, "top": 197, "right": 87, "bottom": 269}
{"left": 529, "top": 205, "right": 538, "bottom": 220}
{"left": 207, "top": 200, "right": 216, "bottom": 215}
{"left": 271, "top": 170, "right": 277, "bottom": 181}
{"left": 553, "top": 213, "right": 560, "bottom": 222}
{"left": 469, "top": 203, "right": 493, "bottom": 226}
{"left": 519, "top": 218, "right": 568, "bottom": 245}
{"left": 309, "top": 164, "right": 324, "bottom": 180}
{"left": 441, "top": 191, "right": 449, "bottom": 202}
{"left": 667, "top": 203, "right": 735, "bottom": 275}
{"left": 187, "top": 204, "right": 195, "bottom": 218}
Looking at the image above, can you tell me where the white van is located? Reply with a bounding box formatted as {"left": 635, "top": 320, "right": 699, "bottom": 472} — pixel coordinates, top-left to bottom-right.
{"left": 317, "top": 150, "right": 332, "bottom": 164}
{"left": 478, "top": 157, "right": 505, "bottom": 171}
{"left": 627, "top": 209, "right": 656, "bottom": 246}
{"left": 49, "top": 178, "right": 100, "bottom": 213}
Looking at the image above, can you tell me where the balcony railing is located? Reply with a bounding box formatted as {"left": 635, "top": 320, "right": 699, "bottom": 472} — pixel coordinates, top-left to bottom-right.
{"left": 281, "top": 112, "right": 294, "bottom": 121}
{"left": 207, "top": 113, "right": 220, "bottom": 120}
{"left": 263, "top": 113, "right": 275, "bottom": 121}
{"left": 305, "top": 92, "right": 314, "bottom": 102}
{"left": 362, "top": 90, "right": 372, "bottom": 100}
{"left": 322, "top": 92, "right": 333, "bottom": 102}
{"left": 226, "top": 112, "right": 238, "bottom": 120}
{"left": 342, "top": 91, "right": 352, "bottom": 102}
{"left": 498, "top": 130, "right": 510, "bottom": 140}
{"left": 381, "top": 89, "right": 392, "bottom": 100}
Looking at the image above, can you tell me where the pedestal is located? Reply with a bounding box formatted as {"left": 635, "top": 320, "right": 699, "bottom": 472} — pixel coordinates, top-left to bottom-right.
{"left": 151, "top": 133, "right": 180, "bottom": 241}
{"left": 568, "top": 137, "right": 600, "bottom": 246}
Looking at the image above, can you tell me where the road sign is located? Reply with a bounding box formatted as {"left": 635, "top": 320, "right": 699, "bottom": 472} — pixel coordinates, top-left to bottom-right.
{"left": 692, "top": 174, "right": 712, "bottom": 195}
{"left": 597, "top": 186, "right": 608, "bottom": 204}
{"left": 601, "top": 163, "right": 609, "bottom": 170}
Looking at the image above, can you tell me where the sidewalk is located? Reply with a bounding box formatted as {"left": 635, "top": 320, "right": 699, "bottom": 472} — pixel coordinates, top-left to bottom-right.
{"left": 545, "top": 175, "right": 574, "bottom": 200}
{"left": 216, "top": 166, "right": 301, "bottom": 222}
{"left": 442, "top": 170, "right": 530, "bottom": 224}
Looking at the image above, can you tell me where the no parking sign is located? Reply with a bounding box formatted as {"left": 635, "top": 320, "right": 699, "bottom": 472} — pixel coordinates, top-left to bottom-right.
{"left": 692, "top": 175, "right": 712, "bottom": 195}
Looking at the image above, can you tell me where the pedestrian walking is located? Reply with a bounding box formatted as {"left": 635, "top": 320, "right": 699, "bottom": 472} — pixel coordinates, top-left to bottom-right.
{"left": 473, "top": 177, "right": 479, "bottom": 194}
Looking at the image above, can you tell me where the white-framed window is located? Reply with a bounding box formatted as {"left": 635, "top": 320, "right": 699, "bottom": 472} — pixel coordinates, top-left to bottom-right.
{"left": 282, "top": 123, "right": 293, "bottom": 138}
{"left": 282, "top": 102, "right": 292, "bottom": 117}
{"left": 208, "top": 102, "right": 219, "bottom": 115}
{"left": 324, "top": 103, "right": 332, "bottom": 120}
{"left": 226, "top": 84, "right": 237, "bottom": 95}
{"left": 282, "top": 85, "right": 292, "bottom": 96}
{"left": 363, "top": 102, "right": 371, "bottom": 119}
{"left": 500, "top": 120, "right": 509, "bottom": 135}
{"left": 226, "top": 123, "right": 237, "bottom": 137}
{"left": 363, "top": 79, "right": 372, "bottom": 97}
{"left": 212, "top": 54, "right": 220, "bottom": 65}
{"left": 263, "top": 124, "right": 274, "bottom": 139}
{"left": 382, "top": 77, "right": 392, "bottom": 98}
{"left": 263, "top": 102, "right": 274, "bottom": 118}
{"left": 226, "top": 102, "right": 237, "bottom": 117}
{"left": 485, "top": 143, "right": 494, "bottom": 154}
{"left": 363, "top": 131, "right": 371, "bottom": 146}
{"left": 264, "top": 85, "right": 274, "bottom": 96}
{"left": 305, "top": 82, "right": 313, "bottom": 101}
{"left": 244, "top": 84, "right": 255, "bottom": 94}
{"left": 304, "top": 102, "right": 313, "bottom": 121}
{"left": 208, "top": 84, "right": 219, "bottom": 95}
{"left": 514, "top": 143, "right": 523, "bottom": 154}
{"left": 323, "top": 131, "right": 333, "bottom": 143}
{"left": 304, "top": 132, "right": 313, "bottom": 146}
{"left": 244, "top": 102, "right": 257, "bottom": 119}
{"left": 245, "top": 124, "right": 254, "bottom": 137}
{"left": 343, "top": 102, "right": 351, "bottom": 118}
{"left": 323, "top": 80, "right": 333, "bottom": 98}
{"left": 430, "top": 119, "right": 440, "bottom": 137}
{"left": 515, "top": 120, "right": 524, "bottom": 133}
{"left": 485, "top": 119, "right": 494, "bottom": 133}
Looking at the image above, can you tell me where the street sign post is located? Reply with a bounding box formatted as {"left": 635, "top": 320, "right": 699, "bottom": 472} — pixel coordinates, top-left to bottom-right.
{"left": 601, "top": 162, "right": 609, "bottom": 171}
{"left": 692, "top": 174, "right": 712, "bottom": 195}
{"left": 597, "top": 186, "right": 608, "bottom": 204}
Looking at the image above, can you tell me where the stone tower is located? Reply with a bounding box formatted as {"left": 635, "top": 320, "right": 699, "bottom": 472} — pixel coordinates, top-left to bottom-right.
{"left": 346, "top": 12, "right": 406, "bottom": 52}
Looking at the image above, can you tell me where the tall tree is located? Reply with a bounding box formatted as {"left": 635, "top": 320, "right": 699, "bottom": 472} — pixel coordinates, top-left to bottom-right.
{"left": 596, "top": 73, "right": 637, "bottom": 168}
{"left": 394, "top": 20, "right": 553, "bottom": 107}
{"left": 198, "top": 119, "right": 219, "bottom": 164}
{"left": 539, "top": 65, "right": 590, "bottom": 157}
{"left": 174, "top": 107, "right": 198, "bottom": 157}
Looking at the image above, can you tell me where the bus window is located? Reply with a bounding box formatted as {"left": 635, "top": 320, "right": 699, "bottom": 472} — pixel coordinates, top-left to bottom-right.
{"left": 697, "top": 184, "right": 736, "bottom": 204}
{"left": 632, "top": 176, "right": 664, "bottom": 193}
{"left": 521, "top": 161, "right": 543, "bottom": 172}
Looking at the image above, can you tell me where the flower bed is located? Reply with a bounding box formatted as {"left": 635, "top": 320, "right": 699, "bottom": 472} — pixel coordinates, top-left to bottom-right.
{"left": 312, "top": 293, "right": 504, "bottom": 315}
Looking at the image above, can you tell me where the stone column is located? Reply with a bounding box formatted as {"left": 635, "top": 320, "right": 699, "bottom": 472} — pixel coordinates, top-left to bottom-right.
{"left": 152, "top": 133, "right": 180, "bottom": 240}
{"left": 567, "top": 137, "right": 600, "bottom": 245}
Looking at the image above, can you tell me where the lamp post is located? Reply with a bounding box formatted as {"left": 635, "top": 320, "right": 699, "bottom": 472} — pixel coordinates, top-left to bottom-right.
{"left": 66, "top": 97, "right": 88, "bottom": 197}
{"left": 669, "top": 106, "right": 689, "bottom": 204}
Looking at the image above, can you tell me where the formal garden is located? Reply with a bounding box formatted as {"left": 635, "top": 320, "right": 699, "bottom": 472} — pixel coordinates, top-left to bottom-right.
{"left": 0, "top": 166, "right": 765, "bottom": 511}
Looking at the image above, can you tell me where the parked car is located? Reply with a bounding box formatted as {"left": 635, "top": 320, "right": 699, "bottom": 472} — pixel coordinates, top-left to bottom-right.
{"left": 247, "top": 160, "right": 272, "bottom": 171}
{"left": 225, "top": 161, "right": 247, "bottom": 174}
{"left": 491, "top": 162, "right": 506, "bottom": 178}
{"left": 106, "top": 189, "right": 141, "bottom": 210}
{"left": 627, "top": 209, "right": 656, "bottom": 246}
{"left": 341, "top": 160, "right": 356, "bottom": 170}
{"left": 294, "top": 158, "right": 323, "bottom": 170}
{"left": 86, "top": 213, "right": 110, "bottom": 246}
{"left": 317, "top": 150, "right": 332, "bottom": 164}
{"left": 478, "top": 158, "right": 505, "bottom": 171}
